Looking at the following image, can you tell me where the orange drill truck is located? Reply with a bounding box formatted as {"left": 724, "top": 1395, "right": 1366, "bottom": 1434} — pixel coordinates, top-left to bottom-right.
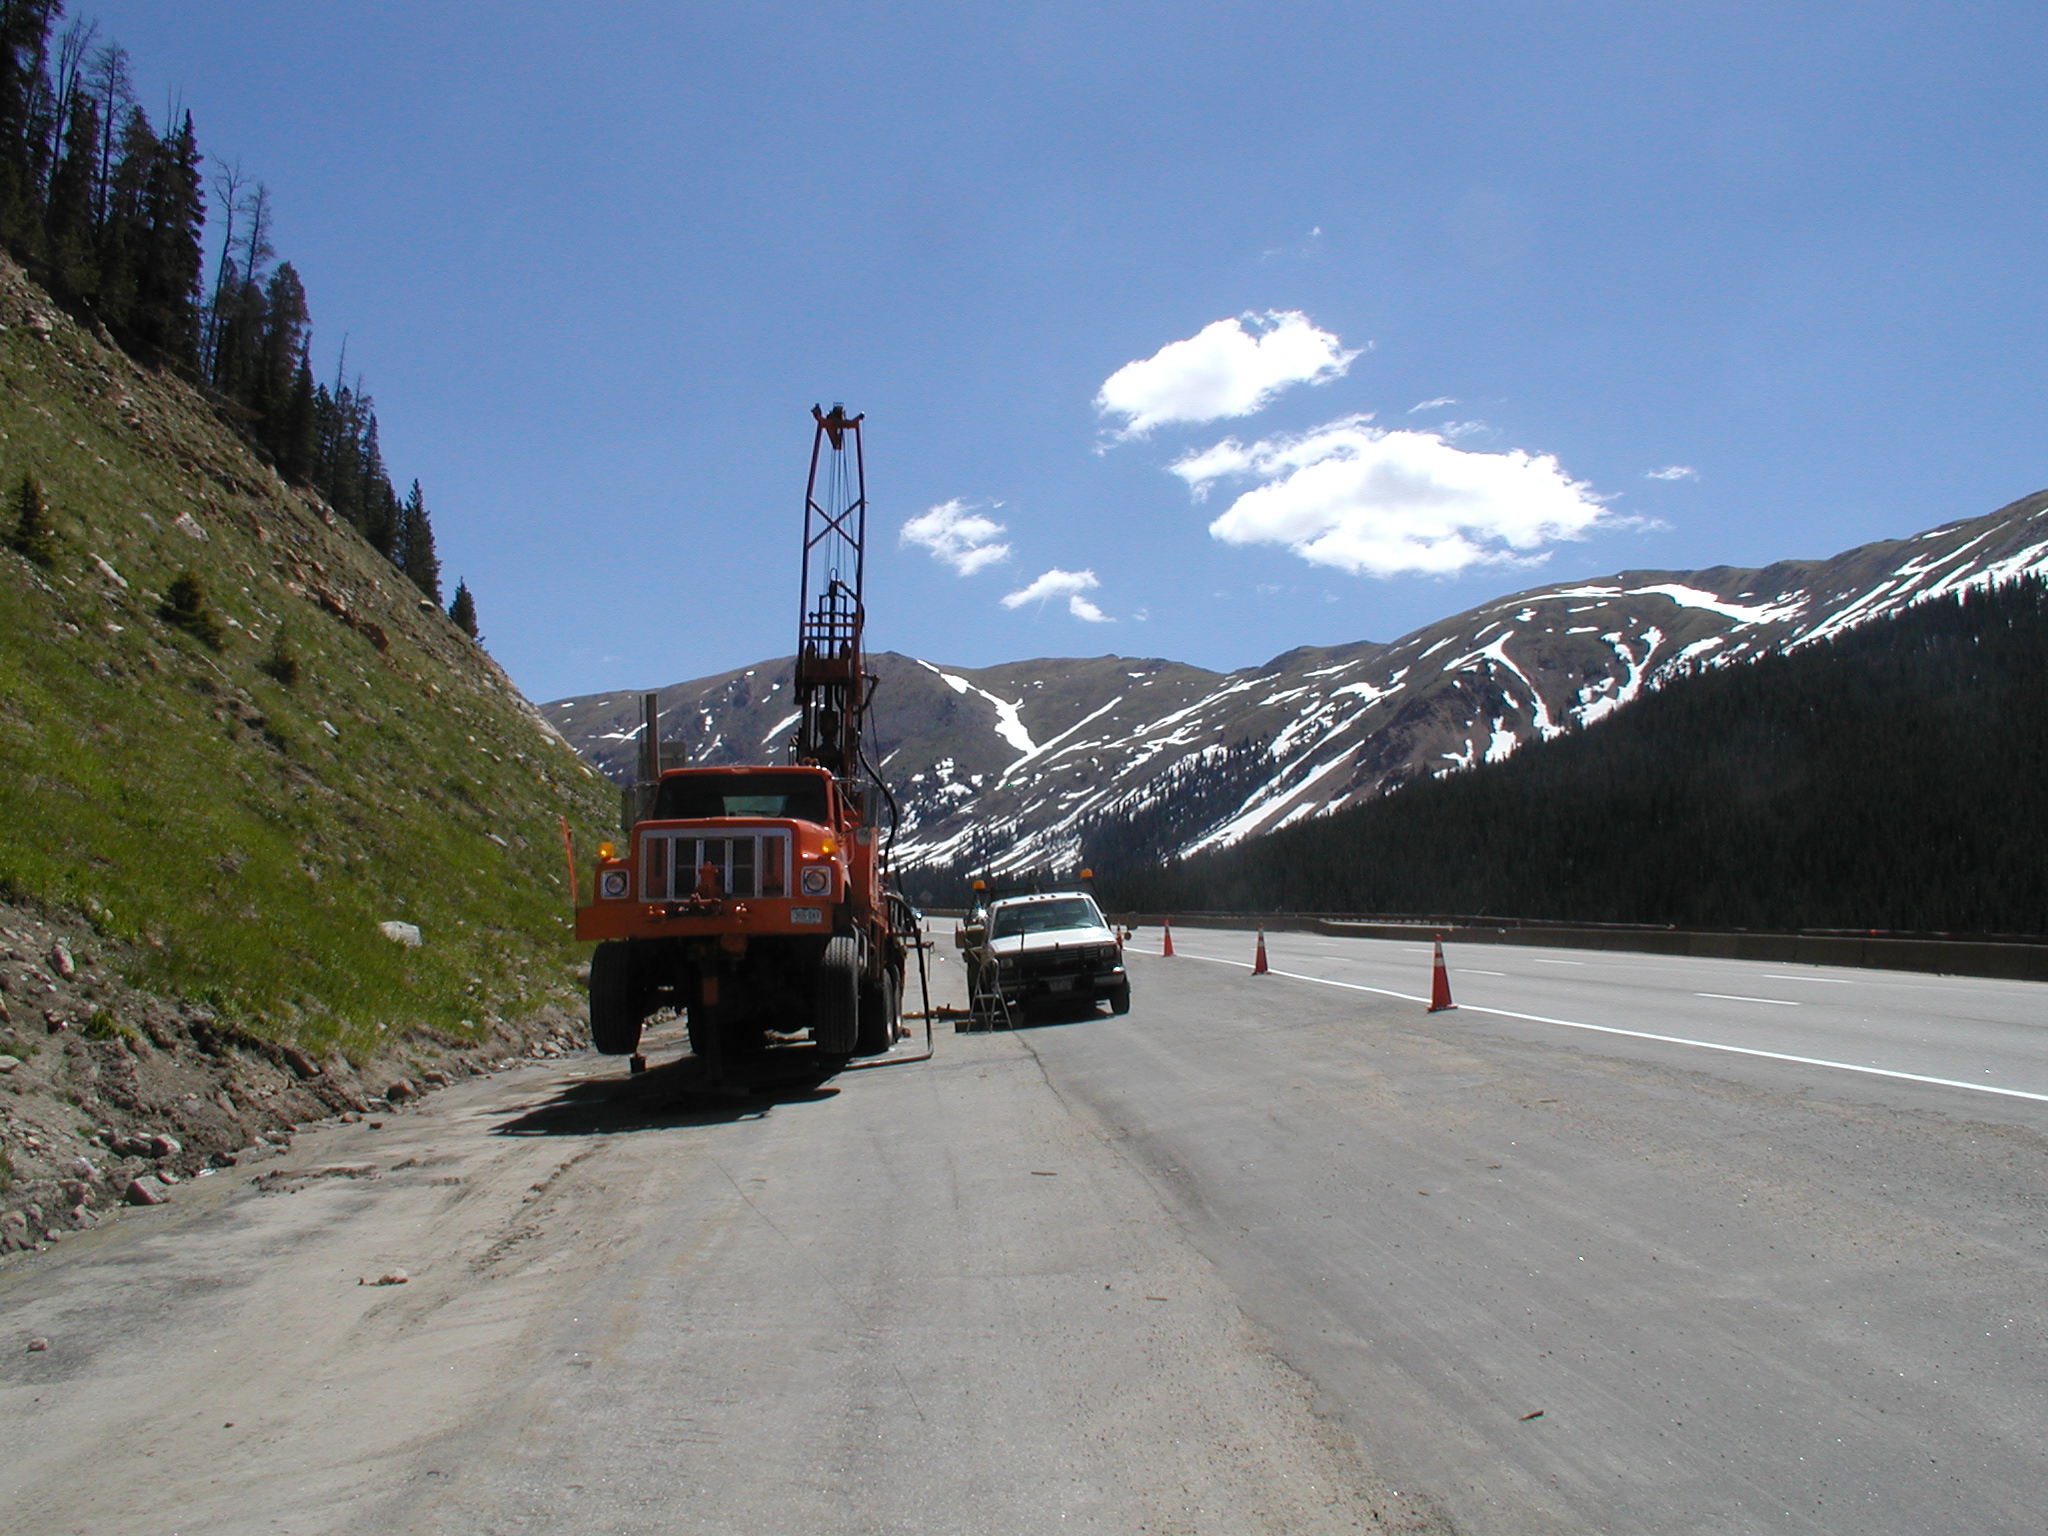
{"left": 575, "top": 406, "right": 913, "bottom": 1066}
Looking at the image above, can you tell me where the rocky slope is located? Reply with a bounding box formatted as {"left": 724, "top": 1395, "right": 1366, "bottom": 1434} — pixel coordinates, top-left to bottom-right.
{"left": 550, "top": 498, "right": 2048, "bottom": 884}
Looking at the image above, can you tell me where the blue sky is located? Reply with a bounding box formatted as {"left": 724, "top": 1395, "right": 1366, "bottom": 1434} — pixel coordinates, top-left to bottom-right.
{"left": 85, "top": 1, "right": 2048, "bottom": 701}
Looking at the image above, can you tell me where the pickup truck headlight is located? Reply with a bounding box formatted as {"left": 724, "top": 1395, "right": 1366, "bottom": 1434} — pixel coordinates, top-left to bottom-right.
{"left": 598, "top": 869, "right": 630, "bottom": 900}
{"left": 799, "top": 867, "right": 832, "bottom": 896}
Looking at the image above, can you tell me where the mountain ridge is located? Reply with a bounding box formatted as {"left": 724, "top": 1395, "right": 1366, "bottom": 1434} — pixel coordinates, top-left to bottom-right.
{"left": 547, "top": 491, "right": 2048, "bottom": 888}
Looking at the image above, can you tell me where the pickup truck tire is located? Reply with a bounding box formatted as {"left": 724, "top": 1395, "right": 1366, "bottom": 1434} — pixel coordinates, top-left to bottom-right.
{"left": 589, "top": 941, "right": 645, "bottom": 1055}
{"left": 812, "top": 936, "right": 859, "bottom": 1057}
{"left": 1109, "top": 980, "right": 1132, "bottom": 1015}
{"left": 856, "top": 965, "right": 898, "bottom": 1056}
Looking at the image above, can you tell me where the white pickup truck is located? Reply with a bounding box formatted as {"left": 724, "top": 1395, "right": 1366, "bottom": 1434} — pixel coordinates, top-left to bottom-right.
{"left": 956, "top": 891, "right": 1130, "bottom": 1022}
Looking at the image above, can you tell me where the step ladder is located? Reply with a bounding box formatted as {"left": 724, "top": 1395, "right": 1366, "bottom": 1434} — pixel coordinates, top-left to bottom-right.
{"left": 964, "top": 960, "right": 1014, "bottom": 1032}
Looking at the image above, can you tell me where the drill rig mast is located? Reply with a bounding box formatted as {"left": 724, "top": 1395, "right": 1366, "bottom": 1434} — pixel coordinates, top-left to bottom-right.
{"left": 794, "top": 404, "right": 867, "bottom": 777}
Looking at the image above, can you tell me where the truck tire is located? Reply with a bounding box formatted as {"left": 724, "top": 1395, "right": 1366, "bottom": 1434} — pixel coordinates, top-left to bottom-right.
{"left": 1109, "top": 981, "right": 1131, "bottom": 1015}
{"left": 589, "top": 941, "right": 644, "bottom": 1055}
{"left": 812, "top": 936, "right": 859, "bottom": 1057}
{"left": 856, "top": 965, "right": 898, "bottom": 1056}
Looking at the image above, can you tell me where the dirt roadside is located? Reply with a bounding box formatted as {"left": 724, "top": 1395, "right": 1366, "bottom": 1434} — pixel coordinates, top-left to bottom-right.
{"left": 0, "top": 898, "right": 585, "bottom": 1254}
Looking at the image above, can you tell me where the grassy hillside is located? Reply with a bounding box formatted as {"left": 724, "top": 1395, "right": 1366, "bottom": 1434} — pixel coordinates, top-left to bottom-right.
{"left": 1100, "top": 575, "right": 2048, "bottom": 936}
{"left": 0, "top": 254, "right": 617, "bottom": 1058}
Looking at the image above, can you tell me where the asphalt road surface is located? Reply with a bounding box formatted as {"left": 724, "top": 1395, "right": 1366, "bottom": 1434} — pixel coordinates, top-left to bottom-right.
{"left": 4, "top": 926, "right": 2045, "bottom": 1534}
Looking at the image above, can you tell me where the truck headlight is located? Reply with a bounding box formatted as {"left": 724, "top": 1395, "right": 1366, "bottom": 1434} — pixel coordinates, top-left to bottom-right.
{"left": 799, "top": 867, "right": 832, "bottom": 896}
{"left": 599, "top": 870, "right": 630, "bottom": 900}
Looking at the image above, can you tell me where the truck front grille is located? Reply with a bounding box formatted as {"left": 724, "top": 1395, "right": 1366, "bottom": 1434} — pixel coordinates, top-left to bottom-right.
{"left": 641, "top": 831, "right": 791, "bottom": 900}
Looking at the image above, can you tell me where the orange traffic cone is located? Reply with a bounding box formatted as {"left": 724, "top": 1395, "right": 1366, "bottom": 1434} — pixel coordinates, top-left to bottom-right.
{"left": 1253, "top": 928, "right": 1269, "bottom": 975}
{"left": 1427, "top": 936, "right": 1456, "bottom": 1012}
{"left": 1162, "top": 919, "right": 1175, "bottom": 957}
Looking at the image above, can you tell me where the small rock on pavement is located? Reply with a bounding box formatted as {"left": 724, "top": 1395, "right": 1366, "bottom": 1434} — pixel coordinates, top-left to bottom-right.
{"left": 384, "top": 1079, "right": 417, "bottom": 1104}
{"left": 0, "top": 1054, "right": 18, "bottom": 1073}
{"left": 124, "top": 1176, "right": 169, "bottom": 1206}
{"left": 147, "top": 1133, "right": 182, "bottom": 1158}
{"left": 27, "top": 1337, "right": 48, "bottom": 1352}
{"left": 423, "top": 1069, "right": 450, "bottom": 1088}
{"left": 377, "top": 920, "right": 422, "bottom": 948}
{"left": 361, "top": 1268, "right": 409, "bottom": 1286}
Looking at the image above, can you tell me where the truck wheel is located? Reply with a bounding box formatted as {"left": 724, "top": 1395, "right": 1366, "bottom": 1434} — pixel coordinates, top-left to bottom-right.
{"left": 1109, "top": 981, "right": 1131, "bottom": 1015}
{"left": 589, "top": 941, "right": 645, "bottom": 1055}
{"left": 856, "top": 965, "right": 898, "bottom": 1056}
{"left": 812, "top": 936, "right": 859, "bottom": 1057}
{"left": 686, "top": 1003, "right": 714, "bottom": 1061}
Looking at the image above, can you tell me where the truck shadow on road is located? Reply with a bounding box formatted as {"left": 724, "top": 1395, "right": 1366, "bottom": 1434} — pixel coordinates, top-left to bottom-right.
{"left": 492, "top": 1053, "right": 842, "bottom": 1137}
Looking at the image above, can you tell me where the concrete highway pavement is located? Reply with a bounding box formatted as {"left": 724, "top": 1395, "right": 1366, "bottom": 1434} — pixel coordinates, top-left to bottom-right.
{"left": 1030, "top": 929, "right": 2048, "bottom": 1533}
{"left": 1145, "top": 925, "right": 2048, "bottom": 1105}
{"left": 5, "top": 925, "right": 2045, "bottom": 1534}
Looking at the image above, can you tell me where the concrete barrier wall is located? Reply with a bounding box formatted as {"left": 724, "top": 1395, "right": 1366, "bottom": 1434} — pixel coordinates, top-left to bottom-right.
{"left": 1108, "top": 912, "right": 2048, "bottom": 984}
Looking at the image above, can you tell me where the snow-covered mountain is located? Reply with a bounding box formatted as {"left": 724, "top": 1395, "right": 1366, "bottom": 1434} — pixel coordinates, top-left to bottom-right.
{"left": 545, "top": 490, "right": 2048, "bottom": 876}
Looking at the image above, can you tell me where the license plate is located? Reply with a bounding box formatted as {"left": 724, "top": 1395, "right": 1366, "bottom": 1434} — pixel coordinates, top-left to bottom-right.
{"left": 789, "top": 907, "right": 823, "bottom": 925}
{"left": 1046, "top": 976, "right": 1074, "bottom": 992}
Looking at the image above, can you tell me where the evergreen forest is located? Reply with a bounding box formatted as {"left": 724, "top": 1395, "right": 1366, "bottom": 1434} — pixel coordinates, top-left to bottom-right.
{"left": 0, "top": 2, "right": 469, "bottom": 623}
{"left": 1094, "top": 578, "right": 2048, "bottom": 937}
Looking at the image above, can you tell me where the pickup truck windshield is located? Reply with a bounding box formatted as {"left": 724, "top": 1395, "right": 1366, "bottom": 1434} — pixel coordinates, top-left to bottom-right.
{"left": 990, "top": 897, "right": 1103, "bottom": 939}
{"left": 653, "top": 772, "right": 829, "bottom": 823}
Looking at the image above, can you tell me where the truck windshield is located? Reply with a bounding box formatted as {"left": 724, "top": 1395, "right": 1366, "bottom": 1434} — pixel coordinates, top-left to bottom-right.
{"left": 653, "top": 772, "right": 829, "bottom": 824}
{"left": 990, "top": 898, "right": 1103, "bottom": 939}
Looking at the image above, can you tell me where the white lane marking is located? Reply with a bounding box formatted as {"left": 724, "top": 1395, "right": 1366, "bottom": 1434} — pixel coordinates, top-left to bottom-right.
{"left": 1696, "top": 992, "right": 1801, "bottom": 1007}
{"left": 1135, "top": 949, "right": 2048, "bottom": 1106}
{"left": 1761, "top": 974, "right": 1855, "bottom": 984}
{"left": 1531, "top": 958, "right": 1585, "bottom": 966}
{"left": 1461, "top": 969, "right": 1506, "bottom": 977}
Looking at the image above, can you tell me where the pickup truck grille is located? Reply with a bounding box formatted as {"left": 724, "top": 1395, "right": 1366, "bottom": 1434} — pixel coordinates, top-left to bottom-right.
{"left": 1007, "top": 944, "right": 1116, "bottom": 978}
{"left": 640, "top": 830, "right": 791, "bottom": 900}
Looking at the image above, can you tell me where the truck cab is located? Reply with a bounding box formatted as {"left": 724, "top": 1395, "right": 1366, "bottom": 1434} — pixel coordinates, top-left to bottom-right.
{"left": 576, "top": 764, "right": 901, "bottom": 1063}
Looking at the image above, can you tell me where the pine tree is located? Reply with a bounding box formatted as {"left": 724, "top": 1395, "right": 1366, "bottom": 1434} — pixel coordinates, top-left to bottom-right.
{"left": 42, "top": 84, "right": 94, "bottom": 298}
{"left": 8, "top": 471, "right": 55, "bottom": 565}
{"left": 400, "top": 479, "right": 441, "bottom": 604}
{"left": 95, "top": 103, "right": 156, "bottom": 335}
{"left": 158, "top": 570, "right": 225, "bottom": 648}
{"left": 447, "top": 580, "right": 478, "bottom": 640}
{"left": 206, "top": 179, "right": 270, "bottom": 398}
{"left": 274, "top": 346, "right": 317, "bottom": 485}
{"left": 133, "top": 109, "right": 204, "bottom": 371}
{"left": 254, "top": 260, "right": 307, "bottom": 451}
{"left": 258, "top": 625, "right": 300, "bottom": 686}
{"left": 82, "top": 39, "right": 129, "bottom": 227}
{"left": 0, "top": 0, "right": 59, "bottom": 258}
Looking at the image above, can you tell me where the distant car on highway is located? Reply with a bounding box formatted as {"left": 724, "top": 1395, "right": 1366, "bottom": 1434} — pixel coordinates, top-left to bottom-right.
{"left": 957, "top": 890, "right": 1130, "bottom": 1024}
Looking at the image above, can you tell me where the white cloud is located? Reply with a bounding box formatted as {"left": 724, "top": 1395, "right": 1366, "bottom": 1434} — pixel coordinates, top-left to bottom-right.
{"left": 1646, "top": 464, "right": 1698, "bottom": 481}
{"left": 899, "top": 498, "right": 1010, "bottom": 575}
{"left": 1408, "top": 396, "right": 1458, "bottom": 412}
{"left": 1173, "top": 414, "right": 1610, "bottom": 577}
{"left": 1001, "top": 567, "right": 1111, "bottom": 621}
{"left": 1096, "top": 311, "right": 1359, "bottom": 439}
